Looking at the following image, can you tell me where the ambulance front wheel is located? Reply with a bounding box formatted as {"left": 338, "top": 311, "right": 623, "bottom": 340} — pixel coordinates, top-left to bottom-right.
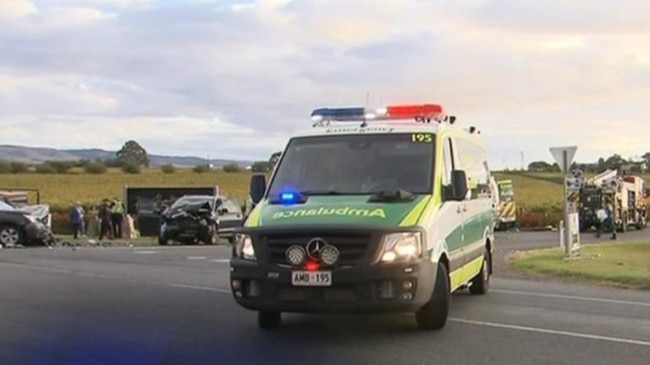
{"left": 258, "top": 311, "right": 281, "bottom": 329}
{"left": 415, "top": 263, "right": 450, "bottom": 331}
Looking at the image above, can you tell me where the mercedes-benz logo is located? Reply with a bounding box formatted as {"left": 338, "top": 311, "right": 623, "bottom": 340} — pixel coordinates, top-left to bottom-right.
{"left": 305, "top": 237, "right": 339, "bottom": 265}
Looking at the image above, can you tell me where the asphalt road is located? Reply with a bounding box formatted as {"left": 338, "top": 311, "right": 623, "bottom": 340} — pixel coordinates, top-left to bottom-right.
{"left": 1, "top": 231, "right": 649, "bottom": 365}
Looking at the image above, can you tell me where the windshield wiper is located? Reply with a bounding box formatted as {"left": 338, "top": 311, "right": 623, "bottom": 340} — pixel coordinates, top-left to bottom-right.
{"left": 367, "top": 189, "right": 415, "bottom": 203}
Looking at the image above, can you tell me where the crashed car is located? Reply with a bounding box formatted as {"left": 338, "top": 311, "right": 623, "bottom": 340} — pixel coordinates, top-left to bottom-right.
{"left": 0, "top": 191, "right": 52, "bottom": 229}
{"left": 0, "top": 200, "right": 54, "bottom": 247}
{"left": 158, "top": 195, "right": 244, "bottom": 245}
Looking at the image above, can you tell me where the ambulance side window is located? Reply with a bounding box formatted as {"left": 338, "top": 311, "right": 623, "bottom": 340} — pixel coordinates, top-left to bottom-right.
{"left": 441, "top": 138, "right": 454, "bottom": 194}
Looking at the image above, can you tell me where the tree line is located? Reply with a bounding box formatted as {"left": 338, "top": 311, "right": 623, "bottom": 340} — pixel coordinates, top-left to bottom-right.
{"left": 0, "top": 140, "right": 279, "bottom": 175}
{"left": 527, "top": 153, "right": 649, "bottom": 173}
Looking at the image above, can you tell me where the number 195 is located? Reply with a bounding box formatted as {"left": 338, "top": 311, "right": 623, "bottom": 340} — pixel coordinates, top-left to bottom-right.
{"left": 412, "top": 133, "right": 433, "bottom": 143}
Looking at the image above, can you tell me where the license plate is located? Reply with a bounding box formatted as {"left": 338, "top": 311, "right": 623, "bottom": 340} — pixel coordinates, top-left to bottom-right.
{"left": 291, "top": 271, "right": 332, "bottom": 286}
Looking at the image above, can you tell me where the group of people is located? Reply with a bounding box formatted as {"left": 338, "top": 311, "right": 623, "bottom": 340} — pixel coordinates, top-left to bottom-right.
{"left": 69, "top": 198, "right": 137, "bottom": 240}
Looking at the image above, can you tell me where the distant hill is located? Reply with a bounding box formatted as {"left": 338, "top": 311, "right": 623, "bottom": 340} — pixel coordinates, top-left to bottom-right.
{"left": 0, "top": 145, "right": 254, "bottom": 168}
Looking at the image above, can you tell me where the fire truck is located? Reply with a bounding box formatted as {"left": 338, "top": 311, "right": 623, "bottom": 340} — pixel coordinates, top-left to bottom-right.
{"left": 495, "top": 179, "right": 517, "bottom": 231}
{"left": 578, "top": 169, "right": 648, "bottom": 232}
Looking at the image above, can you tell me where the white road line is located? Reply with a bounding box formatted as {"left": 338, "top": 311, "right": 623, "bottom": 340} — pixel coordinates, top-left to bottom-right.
{"left": 450, "top": 317, "right": 650, "bottom": 347}
{"left": 170, "top": 288, "right": 650, "bottom": 346}
{"left": 134, "top": 250, "right": 158, "bottom": 254}
{"left": 186, "top": 256, "right": 208, "bottom": 260}
{"left": 210, "top": 259, "right": 230, "bottom": 263}
{"left": 168, "top": 283, "right": 230, "bottom": 293}
{"left": 491, "top": 288, "right": 650, "bottom": 308}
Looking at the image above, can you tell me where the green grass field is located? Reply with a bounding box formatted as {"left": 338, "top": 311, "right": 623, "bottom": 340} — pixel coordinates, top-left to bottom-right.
{"left": 0, "top": 168, "right": 253, "bottom": 209}
{"left": 2, "top": 169, "right": 649, "bottom": 216}
{"left": 508, "top": 242, "right": 650, "bottom": 290}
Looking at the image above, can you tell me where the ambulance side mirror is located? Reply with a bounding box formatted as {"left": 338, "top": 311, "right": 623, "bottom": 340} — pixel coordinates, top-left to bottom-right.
{"left": 249, "top": 173, "right": 267, "bottom": 205}
{"left": 450, "top": 170, "right": 468, "bottom": 201}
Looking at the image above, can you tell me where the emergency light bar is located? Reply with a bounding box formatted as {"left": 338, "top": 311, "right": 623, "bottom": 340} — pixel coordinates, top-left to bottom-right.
{"left": 310, "top": 104, "right": 453, "bottom": 126}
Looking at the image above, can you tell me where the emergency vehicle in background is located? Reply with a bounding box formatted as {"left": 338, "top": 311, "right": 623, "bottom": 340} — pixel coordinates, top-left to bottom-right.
{"left": 230, "top": 103, "right": 496, "bottom": 331}
{"left": 578, "top": 169, "right": 648, "bottom": 232}
{"left": 495, "top": 179, "right": 517, "bottom": 231}
{"left": 488, "top": 176, "right": 500, "bottom": 230}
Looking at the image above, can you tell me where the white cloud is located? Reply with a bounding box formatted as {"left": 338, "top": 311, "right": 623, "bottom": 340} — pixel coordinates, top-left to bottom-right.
{"left": 0, "top": 0, "right": 649, "bottom": 168}
{"left": 0, "top": 0, "right": 38, "bottom": 18}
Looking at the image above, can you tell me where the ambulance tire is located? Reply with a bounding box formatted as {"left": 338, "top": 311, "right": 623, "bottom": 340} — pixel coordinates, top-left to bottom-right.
{"left": 258, "top": 311, "right": 281, "bottom": 329}
{"left": 469, "top": 249, "right": 490, "bottom": 295}
{"left": 415, "top": 263, "right": 450, "bottom": 330}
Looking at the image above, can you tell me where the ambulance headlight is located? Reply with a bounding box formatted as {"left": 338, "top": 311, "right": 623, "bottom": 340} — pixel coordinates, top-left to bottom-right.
{"left": 375, "top": 232, "right": 423, "bottom": 263}
{"left": 234, "top": 233, "right": 256, "bottom": 261}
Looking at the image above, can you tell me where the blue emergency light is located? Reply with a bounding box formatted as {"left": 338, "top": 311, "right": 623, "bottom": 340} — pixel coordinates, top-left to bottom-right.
{"left": 310, "top": 107, "right": 366, "bottom": 121}
{"left": 269, "top": 190, "right": 306, "bottom": 205}
{"left": 280, "top": 192, "right": 298, "bottom": 203}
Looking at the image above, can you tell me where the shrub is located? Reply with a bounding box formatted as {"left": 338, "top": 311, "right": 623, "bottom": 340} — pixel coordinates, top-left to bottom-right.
{"left": 45, "top": 160, "right": 74, "bottom": 174}
{"left": 84, "top": 161, "right": 108, "bottom": 174}
{"left": 161, "top": 163, "right": 176, "bottom": 174}
{"left": 251, "top": 161, "right": 270, "bottom": 173}
{"left": 35, "top": 163, "right": 57, "bottom": 174}
{"left": 10, "top": 161, "right": 29, "bottom": 174}
{"left": 121, "top": 163, "right": 141, "bottom": 174}
{"left": 0, "top": 160, "right": 11, "bottom": 174}
{"left": 193, "top": 164, "right": 209, "bottom": 173}
{"left": 222, "top": 163, "right": 241, "bottom": 173}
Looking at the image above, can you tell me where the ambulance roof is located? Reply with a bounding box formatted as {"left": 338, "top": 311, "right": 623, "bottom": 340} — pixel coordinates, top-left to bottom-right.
{"left": 287, "top": 104, "right": 483, "bottom": 140}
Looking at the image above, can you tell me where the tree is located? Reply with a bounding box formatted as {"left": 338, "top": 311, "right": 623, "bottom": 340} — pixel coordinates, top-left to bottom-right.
{"left": 84, "top": 161, "right": 107, "bottom": 174}
{"left": 604, "top": 154, "right": 626, "bottom": 170}
{"left": 10, "top": 162, "right": 29, "bottom": 174}
{"left": 223, "top": 163, "right": 241, "bottom": 173}
{"left": 193, "top": 164, "right": 209, "bottom": 173}
{"left": 527, "top": 161, "right": 553, "bottom": 172}
{"left": 161, "top": 163, "right": 176, "bottom": 174}
{"left": 35, "top": 163, "right": 56, "bottom": 174}
{"left": 251, "top": 161, "right": 270, "bottom": 172}
{"left": 116, "top": 140, "right": 150, "bottom": 168}
{"left": 45, "top": 160, "right": 74, "bottom": 174}
{"left": 268, "top": 151, "right": 281, "bottom": 169}
{"left": 0, "top": 160, "right": 11, "bottom": 174}
{"left": 121, "top": 163, "right": 141, "bottom": 174}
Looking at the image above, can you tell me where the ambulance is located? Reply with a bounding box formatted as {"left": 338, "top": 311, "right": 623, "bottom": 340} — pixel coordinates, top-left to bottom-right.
{"left": 229, "top": 104, "right": 496, "bottom": 330}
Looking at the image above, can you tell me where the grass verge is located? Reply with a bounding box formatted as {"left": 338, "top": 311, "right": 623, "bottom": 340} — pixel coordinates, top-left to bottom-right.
{"left": 508, "top": 242, "right": 650, "bottom": 290}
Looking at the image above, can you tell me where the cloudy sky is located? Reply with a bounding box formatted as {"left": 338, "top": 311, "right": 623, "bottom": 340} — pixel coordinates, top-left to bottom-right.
{"left": 1, "top": 0, "right": 649, "bottom": 169}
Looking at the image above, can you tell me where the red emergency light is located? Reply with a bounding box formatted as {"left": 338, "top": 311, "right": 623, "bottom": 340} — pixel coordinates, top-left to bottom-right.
{"left": 386, "top": 104, "right": 444, "bottom": 119}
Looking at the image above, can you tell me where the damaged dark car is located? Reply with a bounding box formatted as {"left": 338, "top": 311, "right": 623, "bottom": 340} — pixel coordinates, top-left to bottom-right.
{"left": 158, "top": 195, "right": 244, "bottom": 245}
{"left": 0, "top": 200, "right": 54, "bottom": 247}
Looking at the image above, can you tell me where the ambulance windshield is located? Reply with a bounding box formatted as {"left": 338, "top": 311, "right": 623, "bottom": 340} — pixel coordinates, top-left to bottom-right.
{"left": 267, "top": 133, "right": 435, "bottom": 196}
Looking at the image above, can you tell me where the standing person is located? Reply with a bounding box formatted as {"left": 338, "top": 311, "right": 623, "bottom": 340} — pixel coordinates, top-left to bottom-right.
{"left": 111, "top": 198, "right": 125, "bottom": 239}
{"left": 69, "top": 202, "right": 84, "bottom": 239}
{"left": 98, "top": 199, "right": 113, "bottom": 241}
{"left": 596, "top": 196, "right": 617, "bottom": 240}
{"left": 86, "top": 205, "right": 99, "bottom": 238}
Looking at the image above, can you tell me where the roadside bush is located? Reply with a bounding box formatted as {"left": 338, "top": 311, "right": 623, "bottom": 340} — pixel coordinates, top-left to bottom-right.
{"left": 161, "top": 163, "right": 176, "bottom": 174}
{"left": 251, "top": 161, "right": 270, "bottom": 173}
{"left": 121, "top": 163, "right": 141, "bottom": 174}
{"left": 35, "top": 163, "right": 57, "bottom": 174}
{"left": 10, "top": 161, "right": 29, "bottom": 174}
{"left": 193, "top": 164, "right": 209, "bottom": 173}
{"left": 222, "top": 163, "right": 241, "bottom": 173}
{"left": 0, "top": 160, "right": 11, "bottom": 174}
{"left": 45, "top": 160, "right": 74, "bottom": 174}
{"left": 84, "top": 161, "right": 108, "bottom": 174}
